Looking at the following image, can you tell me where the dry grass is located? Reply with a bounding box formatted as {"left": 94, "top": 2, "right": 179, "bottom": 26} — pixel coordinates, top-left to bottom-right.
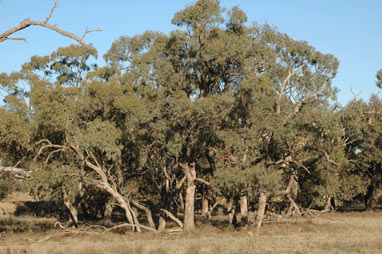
{"left": 0, "top": 212, "right": 382, "bottom": 254}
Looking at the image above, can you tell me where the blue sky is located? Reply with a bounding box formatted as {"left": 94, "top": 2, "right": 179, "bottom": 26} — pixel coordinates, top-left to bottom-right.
{"left": 1, "top": 0, "right": 381, "bottom": 105}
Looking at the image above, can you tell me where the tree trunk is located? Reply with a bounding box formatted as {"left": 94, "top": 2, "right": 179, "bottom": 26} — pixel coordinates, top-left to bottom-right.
{"left": 255, "top": 191, "right": 268, "bottom": 229}
{"left": 240, "top": 195, "right": 248, "bottom": 226}
{"left": 365, "top": 184, "right": 374, "bottom": 210}
{"left": 158, "top": 216, "right": 166, "bottom": 231}
{"left": 201, "top": 195, "right": 209, "bottom": 217}
{"left": 131, "top": 200, "right": 156, "bottom": 229}
{"left": 99, "top": 183, "right": 141, "bottom": 232}
{"left": 226, "top": 199, "right": 235, "bottom": 225}
{"left": 181, "top": 162, "right": 196, "bottom": 232}
{"left": 285, "top": 171, "right": 299, "bottom": 216}
{"left": 184, "top": 183, "right": 196, "bottom": 231}
{"left": 103, "top": 197, "right": 114, "bottom": 227}
{"left": 62, "top": 188, "right": 78, "bottom": 228}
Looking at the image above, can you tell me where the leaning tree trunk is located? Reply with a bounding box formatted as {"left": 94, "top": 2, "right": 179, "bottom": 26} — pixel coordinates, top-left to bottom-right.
{"left": 84, "top": 158, "right": 141, "bottom": 232}
{"left": 158, "top": 216, "right": 166, "bottom": 231}
{"left": 131, "top": 200, "right": 156, "bottom": 229}
{"left": 62, "top": 187, "right": 79, "bottom": 228}
{"left": 99, "top": 183, "right": 141, "bottom": 232}
{"left": 240, "top": 195, "right": 248, "bottom": 226}
{"left": 181, "top": 162, "right": 196, "bottom": 232}
{"left": 255, "top": 191, "right": 268, "bottom": 229}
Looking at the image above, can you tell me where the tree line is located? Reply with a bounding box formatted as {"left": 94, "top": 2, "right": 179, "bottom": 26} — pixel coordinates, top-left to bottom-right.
{"left": 0, "top": 0, "right": 381, "bottom": 232}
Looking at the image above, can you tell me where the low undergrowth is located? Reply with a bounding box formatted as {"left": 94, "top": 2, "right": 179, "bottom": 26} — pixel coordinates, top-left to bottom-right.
{"left": 0, "top": 212, "right": 381, "bottom": 253}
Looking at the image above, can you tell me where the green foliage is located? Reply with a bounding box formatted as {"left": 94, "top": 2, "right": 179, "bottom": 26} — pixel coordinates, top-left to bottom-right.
{"left": 0, "top": 177, "right": 13, "bottom": 200}
{"left": 1, "top": 0, "right": 382, "bottom": 230}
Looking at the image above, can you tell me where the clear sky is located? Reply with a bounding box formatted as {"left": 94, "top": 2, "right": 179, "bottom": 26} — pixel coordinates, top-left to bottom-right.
{"left": 1, "top": 0, "right": 381, "bottom": 105}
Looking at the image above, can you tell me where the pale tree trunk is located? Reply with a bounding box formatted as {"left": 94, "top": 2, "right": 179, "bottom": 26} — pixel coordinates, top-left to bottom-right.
{"left": 99, "top": 183, "right": 141, "bottom": 232}
{"left": 184, "top": 183, "right": 196, "bottom": 231}
{"left": 62, "top": 187, "right": 78, "bottom": 228}
{"left": 179, "top": 192, "right": 185, "bottom": 212}
{"left": 285, "top": 171, "right": 300, "bottom": 216}
{"left": 201, "top": 195, "right": 209, "bottom": 217}
{"left": 324, "top": 196, "right": 336, "bottom": 211}
{"left": 131, "top": 200, "right": 156, "bottom": 229}
{"left": 240, "top": 195, "right": 248, "bottom": 226}
{"left": 158, "top": 216, "right": 166, "bottom": 231}
{"left": 83, "top": 158, "right": 141, "bottom": 232}
{"left": 103, "top": 197, "right": 114, "bottom": 227}
{"left": 180, "top": 162, "right": 196, "bottom": 231}
{"left": 255, "top": 191, "right": 268, "bottom": 229}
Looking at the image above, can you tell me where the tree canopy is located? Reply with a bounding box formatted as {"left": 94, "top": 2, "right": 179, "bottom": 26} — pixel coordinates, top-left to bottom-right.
{"left": 1, "top": 0, "right": 382, "bottom": 232}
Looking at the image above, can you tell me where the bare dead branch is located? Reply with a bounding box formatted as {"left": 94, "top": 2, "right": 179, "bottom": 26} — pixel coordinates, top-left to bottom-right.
{"left": 0, "top": 2, "right": 101, "bottom": 47}
{"left": 195, "top": 177, "right": 210, "bottom": 186}
{"left": 102, "top": 223, "right": 157, "bottom": 233}
{"left": 81, "top": 26, "right": 102, "bottom": 40}
{"left": 44, "top": 2, "right": 57, "bottom": 23}
{"left": 3, "top": 37, "right": 27, "bottom": 42}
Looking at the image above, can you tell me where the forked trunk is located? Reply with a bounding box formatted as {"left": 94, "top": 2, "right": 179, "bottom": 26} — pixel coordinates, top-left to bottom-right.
{"left": 100, "top": 183, "right": 141, "bottom": 232}
{"left": 62, "top": 189, "right": 79, "bottom": 228}
{"left": 240, "top": 195, "right": 248, "bottom": 225}
{"left": 255, "top": 191, "right": 268, "bottom": 229}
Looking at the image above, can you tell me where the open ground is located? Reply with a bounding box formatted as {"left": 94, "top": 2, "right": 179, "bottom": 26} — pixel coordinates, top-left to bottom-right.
{"left": 1, "top": 211, "right": 381, "bottom": 254}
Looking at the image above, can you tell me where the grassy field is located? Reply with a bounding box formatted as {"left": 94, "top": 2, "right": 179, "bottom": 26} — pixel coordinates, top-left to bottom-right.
{"left": 0, "top": 211, "right": 381, "bottom": 254}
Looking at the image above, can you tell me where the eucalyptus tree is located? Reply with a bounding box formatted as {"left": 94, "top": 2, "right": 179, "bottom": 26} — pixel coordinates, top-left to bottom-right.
{"left": 209, "top": 23, "right": 339, "bottom": 228}
{"left": 339, "top": 94, "right": 382, "bottom": 209}
{"left": 104, "top": 0, "right": 258, "bottom": 231}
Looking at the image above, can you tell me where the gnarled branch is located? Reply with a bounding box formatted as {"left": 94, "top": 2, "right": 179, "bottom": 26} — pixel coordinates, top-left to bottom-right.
{"left": 0, "top": 2, "right": 101, "bottom": 47}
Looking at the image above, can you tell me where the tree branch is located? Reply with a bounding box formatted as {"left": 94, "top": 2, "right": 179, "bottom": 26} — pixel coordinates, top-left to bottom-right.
{"left": 195, "top": 177, "right": 210, "bottom": 186}
{"left": 44, "top": 2, "right": 57, "bottom": 23}
{"left": 276, "top": 63, "right": 305, "bottom": 115}
{"left": 160, "top": 208, "right": 184, "bottom": 229}
{"left": 320, "top": 149, "right": 339, "bottom": 166}
{"left": 283, "top": 87, "right": 325, "bottom": 124}
{"left": 0, "top": 2, "right": 101, "bottom": 47}
{"left": 103, "top": 223, "right": 157, "bottom": 233}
